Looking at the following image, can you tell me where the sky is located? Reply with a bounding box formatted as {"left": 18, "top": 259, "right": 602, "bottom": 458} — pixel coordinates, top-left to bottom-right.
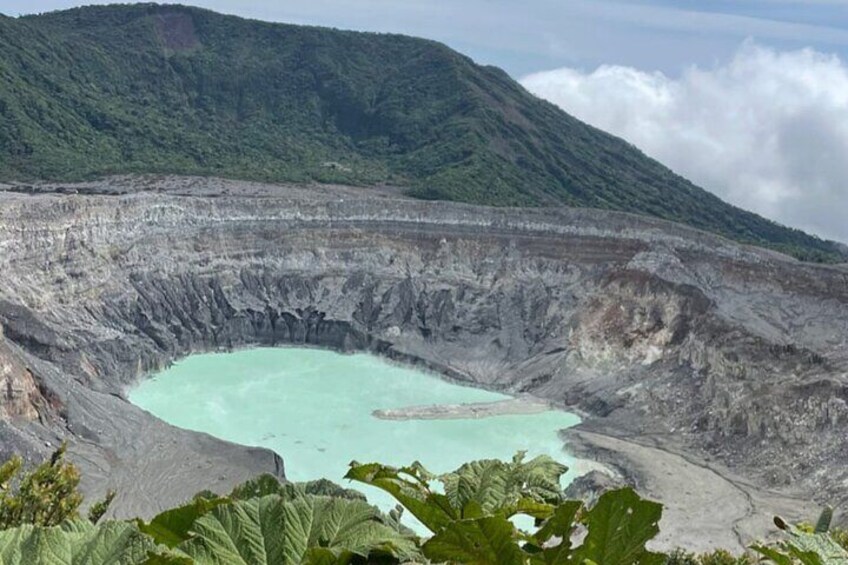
{"left": 5, "top": 0, "right": 848, "bottom": 241}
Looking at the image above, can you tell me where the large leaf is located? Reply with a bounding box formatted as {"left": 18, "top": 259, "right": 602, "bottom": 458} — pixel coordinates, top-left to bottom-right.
{"left": 525, "top": 500, "right": 583, "bottom": 565}
{"left": 422, "top": 514, "right": 526, "bottom": 565}
{"left": 138, "top": 497, "right": 229, "bottom": 548}
{"left": 176, "top": 495, "right": 419, "bottom": 564}
{"left": 439, "top": 452, "right": 567, "bottom": 517}
{"left": 345, "top": 462, "right": 458, "bottom": 533}
{"left": 570, "top": 488, "right": 664, "bottom": 565}
{"left": 753, "top": 520, "right": 848, "bottom": 565}
{"left": 141, "top": 474, "right": 372, "bottom": 550}
{"left": 140, "top": 553, "right": 195, "bottom": 565}
{"left": 0, "top": 520, "right": 157, "bottom": 565}
{"left": 751, "top": 545, "right": 794, "bottom": 565}
{"left": 231, "top": 475, "right": 367, "bottom": 504}
{"left": 229, "top": 474, "right": 286, "bottom": 501}
{"left": 290, "top": 480, "right": 367, "bottom": 502}
{"left": 346, "top": 454, "right": 566, "bottom": 534}
{"left": 783, "top": 527, "right": 848, "bottom": 564}
{"left": 532, "top": 500, "right": 582, "bottom": 546}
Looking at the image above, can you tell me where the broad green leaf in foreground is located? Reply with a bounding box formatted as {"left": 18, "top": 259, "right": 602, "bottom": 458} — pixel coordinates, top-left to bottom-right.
{"left": 140, "top": 474, "right": 372, "bottom": 550}
{"left": 140, "top": 553, "right": 195, "bottom": 565}
{"left": 345, "top": 461, "right": 458, "bottom": 533}
{"left": 752, "top": 518, "right": 848, "bottom": 565}
{"left": 138, "top": 497, "right": 229, "bottom": 548}
{"left": 439, "top": 452, "right": 567, "bottom": 516}
{"left": 779, "top": 527, "right": 848, "bottom": 564}
{"left": 228, "top": 474, "right": 286, "bottom": 501}
{"left": 346, "top": 453, "right": 567, "bottom": 533}
{"left": 176, "top": 495, "right": 420, "bottom": 564}
{"left": 422, "top": 514, "right": 526, "bottom": 565}
{"left": 230, "top": 475, "right": 366, "bottom": 503}
{"left": 532, "top": 500, "right": 582, "bottom": 546}
{"left": 570, "top": 488, "right": 665, "bottom": 565}
{"left": 525, "top": 500, "right": 583, "bottom": 565}
{"left": 0, "top": 520, "right": 157, "bottom": 565}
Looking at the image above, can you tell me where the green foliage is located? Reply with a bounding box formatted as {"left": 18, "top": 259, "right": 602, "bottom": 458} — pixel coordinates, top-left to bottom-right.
{"left": 348, "top": 456, "right": 664, "bottom": 564}
{"left": 137, "top": 496, "right": 229, "bottom": 548}
{"left": 439, "top": 451, "right": 568, "bottom": 516}
{"left": 417, "top": 488, "right": 665, "bottom": 565}
{"left": 139, "top": 474, "right": 369, "bottom": 550}
{"left": 827, "top": 527, "right": 848, "bottom": 553}
{"left": 0, "top": 443, "right": 84, "bottom": 529}
{"left": 5, "top": 448, "right": 848, "bottom": 564}
{"left": 345, "top": 460, "right": 458, "bottom": 533}
{"left": 293, "top": 478, "right": 368, "bottom": 502}
{"left": 170, "top": 494, "right": 420, "bottom": 564}
{"left": 752, "top": 515, "right": 848, "bottom": 565}
{"left": 0, "top": 520, "right": 157, "bottom": 564}
{"left": 344, "top": 453, "right": 567, "bottom": 533}
{"left": 815, "top": 507, "right": 834, "bottom": 534}
{"left": 87, "top": 489, "right": 116, "bottom": 524}
{"left": 0, "top": 4, "right": 844, "bottom": 262}
{"left": 231, "top": 474, "right": 366, "bottom": 502}
{"left": 422, "top": 514, "right": 527, "bottom": 565}
{"left": 569, "top": 487, "right": 665, "bottom": 565}
{"left": 227, "top": 473, "right": 288, "bottom": 500}
{"left": 0, "top": 466, "right": 419, "bottom": 564}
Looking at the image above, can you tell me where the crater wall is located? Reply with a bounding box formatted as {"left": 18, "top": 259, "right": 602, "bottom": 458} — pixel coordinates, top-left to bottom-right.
{"left": 1, "top": 177, "right": 847, "bottom": 548}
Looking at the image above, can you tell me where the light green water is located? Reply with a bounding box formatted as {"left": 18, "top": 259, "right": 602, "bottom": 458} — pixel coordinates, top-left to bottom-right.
{"left": 129, "top": 348, "right": 581, "bottom": 525}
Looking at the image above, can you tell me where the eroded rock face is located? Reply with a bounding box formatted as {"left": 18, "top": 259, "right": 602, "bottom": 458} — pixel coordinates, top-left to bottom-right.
{"left": 0, "top": 176, "right": 847, "bottom": 529}
{"left": 0, "top": 326, "right": 45, "bottom": 421}
{"left": 569, "top": 272, "right": 710, "bottom": 368}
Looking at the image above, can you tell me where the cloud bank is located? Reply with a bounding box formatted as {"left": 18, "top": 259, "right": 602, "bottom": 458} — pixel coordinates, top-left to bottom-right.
{"left": 521, "top": 43, "right": 848, "bottom": 242}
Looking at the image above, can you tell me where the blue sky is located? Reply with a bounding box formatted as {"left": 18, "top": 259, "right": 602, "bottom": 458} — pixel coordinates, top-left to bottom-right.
{"left": 5, "top": 1, "right": 848, "bottom": 241}
{"left": 5, "top": 0, "right": 848, "bottom": 77}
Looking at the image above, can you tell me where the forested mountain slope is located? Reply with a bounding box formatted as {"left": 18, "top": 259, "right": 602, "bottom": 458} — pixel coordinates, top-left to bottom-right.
{"left": 0, "top": 4, "right": 843, "bottom": 261}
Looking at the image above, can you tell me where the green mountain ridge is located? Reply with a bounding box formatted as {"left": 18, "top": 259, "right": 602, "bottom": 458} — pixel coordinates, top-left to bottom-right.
{"left": 0, "top": 3, "right": 843, "bottom": 262}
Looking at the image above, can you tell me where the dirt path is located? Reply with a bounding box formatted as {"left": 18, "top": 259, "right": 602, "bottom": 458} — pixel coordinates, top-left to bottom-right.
{"left": 565, "top": 429, "right": 817, "bottom": 554}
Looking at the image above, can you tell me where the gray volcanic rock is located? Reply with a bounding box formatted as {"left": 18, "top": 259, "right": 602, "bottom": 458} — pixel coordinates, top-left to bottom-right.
{"left": 0, "top": 176, "right": 845, "bottom": 548}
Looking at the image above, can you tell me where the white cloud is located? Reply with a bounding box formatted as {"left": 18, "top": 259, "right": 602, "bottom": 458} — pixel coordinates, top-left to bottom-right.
{"left": 521, "top": 42, "right": 848, "bottom": 242}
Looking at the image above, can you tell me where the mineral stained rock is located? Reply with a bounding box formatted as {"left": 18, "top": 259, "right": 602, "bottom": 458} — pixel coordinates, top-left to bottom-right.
{"left": 0, "top": 176, "right": 846, "bottom": 549}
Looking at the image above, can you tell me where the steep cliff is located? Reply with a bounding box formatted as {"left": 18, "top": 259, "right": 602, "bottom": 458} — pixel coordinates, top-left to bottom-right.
{"left": 0, "top": 176, "right": 846, "bottom": 548}
{"left": 0, "top": 325, "right": 47, "bottom": 421}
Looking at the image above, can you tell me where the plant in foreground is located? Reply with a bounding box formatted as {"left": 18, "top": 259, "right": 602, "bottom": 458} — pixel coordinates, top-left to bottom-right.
{"left": 751, "top": 509, "right": 848, "bottom": 565}
{"left": 0, "top": 443, "right": 114, "bottom": 529}
{"left": 0, "top": 447, "right": 847, "bottom": 564}
{"left": 346, "top": 453, "right": 667, "bottom": 564}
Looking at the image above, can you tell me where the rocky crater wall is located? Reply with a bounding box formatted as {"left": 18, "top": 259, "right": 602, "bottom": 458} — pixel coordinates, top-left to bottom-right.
{"left": 0, "top": 177, "right": 847, "bottom": 546}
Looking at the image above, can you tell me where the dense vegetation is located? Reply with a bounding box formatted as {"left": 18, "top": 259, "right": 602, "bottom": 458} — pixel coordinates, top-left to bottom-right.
{"left": 0, "top": 4, "right": 844, "bottom": 262}
{"left": 0, "top": 448, "right": 845, "bottom": 564}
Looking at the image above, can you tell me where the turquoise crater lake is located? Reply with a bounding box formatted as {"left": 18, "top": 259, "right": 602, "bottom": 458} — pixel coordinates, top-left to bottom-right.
{"left": 129, "top": 348, "right": 582, "bottom": 519}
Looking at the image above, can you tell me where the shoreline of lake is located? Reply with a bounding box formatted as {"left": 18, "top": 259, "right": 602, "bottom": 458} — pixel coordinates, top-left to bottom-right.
{"left": 372, "top": 397, "right": 552, "bottom": 421}
{"left": 129, "top": 347, "right": 582, "bottom": 531}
